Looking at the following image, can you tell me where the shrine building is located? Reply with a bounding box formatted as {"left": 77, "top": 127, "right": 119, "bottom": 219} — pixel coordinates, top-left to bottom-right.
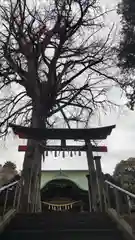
{"left": 40, "top": 169, "right": 89, "bottom": 212}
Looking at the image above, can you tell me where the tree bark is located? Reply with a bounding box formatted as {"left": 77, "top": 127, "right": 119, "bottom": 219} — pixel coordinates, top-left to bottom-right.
{"left": 19, "top": 102, "right": 44, "bottom": 213}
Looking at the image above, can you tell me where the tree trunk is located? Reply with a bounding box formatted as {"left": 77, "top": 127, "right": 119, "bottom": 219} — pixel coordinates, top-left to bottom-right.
{"left": 19, "top": 102, "right": 44, "bottom": 213}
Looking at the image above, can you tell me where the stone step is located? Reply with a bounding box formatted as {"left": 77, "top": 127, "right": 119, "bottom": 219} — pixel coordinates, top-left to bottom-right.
{"left": 1, "top": 229, "right": 123, "bottom": 240}
{"left": 0, "top": 212, "right": 126, "bottom": 240}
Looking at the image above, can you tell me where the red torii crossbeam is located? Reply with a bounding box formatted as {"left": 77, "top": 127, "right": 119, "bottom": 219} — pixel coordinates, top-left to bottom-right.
{"left": 18, "top": 145, "right": 107, "bottom": 152}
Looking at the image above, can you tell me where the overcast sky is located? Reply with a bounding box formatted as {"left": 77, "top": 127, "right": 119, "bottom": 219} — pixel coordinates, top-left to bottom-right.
{"left": 1, "top": 0, "right": 134, "bottom": 175}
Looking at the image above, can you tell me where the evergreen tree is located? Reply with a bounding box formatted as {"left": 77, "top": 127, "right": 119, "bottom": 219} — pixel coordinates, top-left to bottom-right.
{"left": 3, "top": 161, "right": 16, "bottom": 170}
{"left": 117, "top": 0, "right": 135, "bottom": 110}
{"left": 117, "top": 0, "right": 135, "bottom": 70}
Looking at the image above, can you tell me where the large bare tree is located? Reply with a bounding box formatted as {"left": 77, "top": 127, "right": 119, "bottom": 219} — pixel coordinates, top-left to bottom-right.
{"left": 0, "top": 0, "right": 117, "bottom": 212}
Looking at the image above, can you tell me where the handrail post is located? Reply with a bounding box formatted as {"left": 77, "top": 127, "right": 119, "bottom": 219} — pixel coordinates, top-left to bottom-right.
{"left": 114, "top": 188, "right": 125, "bottom": 215}
{"left": 114, "top": 188, "right": 120, "bottom": 214}
{"left": 2, "top": 188, "right": 9, "bottom": 218}
{"left": 126, "top": 195, "right": 131, "bottom": 215}
{"left": 105, "top": 183, "right": 111, "bottom": 209}
{"left": 17, "top": 183, "right": 22, "bottom": 212}
{"left": 126, "top": 195, "right": 134, "bottom": 232}
{"left": 13, "top": 184, "right": 18, "bottom": 208}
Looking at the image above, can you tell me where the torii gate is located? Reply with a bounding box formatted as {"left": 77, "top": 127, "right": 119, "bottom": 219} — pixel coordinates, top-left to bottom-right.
{"left": 9, "top": 123, "right": 115, "bottom": 212}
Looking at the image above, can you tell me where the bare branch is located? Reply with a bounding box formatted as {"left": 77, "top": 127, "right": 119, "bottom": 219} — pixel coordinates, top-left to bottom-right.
{"left": 0, "top": 0, "right": 118, "bottom": 134}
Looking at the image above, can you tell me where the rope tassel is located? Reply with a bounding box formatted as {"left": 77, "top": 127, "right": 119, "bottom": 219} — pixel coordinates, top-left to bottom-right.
{"left": 54, "top": 151, "right": 57, "bottom": 157}
{"left": 46, "top": 151, "right": 48, "bottom": 156}
{"left": 79, "top": 151, "right": 81, "bottom": 156}
{"left": 42, "top": 201, "right": 80, "bottom": 212}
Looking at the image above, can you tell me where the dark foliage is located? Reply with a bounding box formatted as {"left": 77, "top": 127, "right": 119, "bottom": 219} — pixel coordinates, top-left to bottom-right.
{"left": 3, "top": 161, "right": 17, "bottom": 170}
{"left": 117, "top": 0, "right": 135, "bottom": 70}
{"left": 117, "top": 0, "right": 135, "bottom": 110}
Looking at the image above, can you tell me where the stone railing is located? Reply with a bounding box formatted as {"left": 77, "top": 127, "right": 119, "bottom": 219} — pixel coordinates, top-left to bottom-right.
{"left": 104, "top": 180, "right": 135, "bottom": 236}
{"left": 0, "top": 180, "right": 21, "bottom": 219}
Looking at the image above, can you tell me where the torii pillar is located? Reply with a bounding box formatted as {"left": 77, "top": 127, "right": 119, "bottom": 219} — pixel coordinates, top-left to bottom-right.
{"left": 85, "top": 141, "right": 98, "bottom": 212}
{"left": 94, "top": 156, "right": 105, "bottom": 212}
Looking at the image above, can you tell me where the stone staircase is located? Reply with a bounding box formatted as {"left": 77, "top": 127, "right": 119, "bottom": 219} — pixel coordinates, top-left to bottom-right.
{"left": 0, "top": 212, "right": 126, "bottom": 240}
